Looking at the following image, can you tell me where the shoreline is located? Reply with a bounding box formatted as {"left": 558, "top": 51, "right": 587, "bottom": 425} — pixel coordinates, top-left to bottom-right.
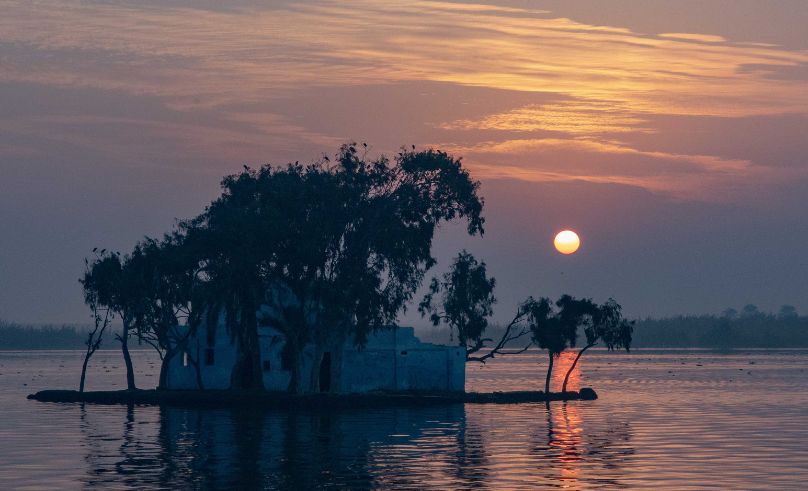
{"left": 27, "top": 388, "right": 598, "bottom": 409}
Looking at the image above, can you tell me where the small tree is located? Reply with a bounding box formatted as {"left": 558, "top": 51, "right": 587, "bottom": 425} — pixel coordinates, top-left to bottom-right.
{"left": 419, "top": 251, "right": 538, "bottom": 362}
{"left": 81, "top": 251, "right": 138, "bottom": 390}
{"left": 78, "top": 254, "right": 114, "bottom": 392}
{"left": 528, "top": 295, "right": 592, "bottom": 394}
{"left": 419, "top": 251, "right": 496, "bottom": 356}
{"left": 561, "top": 298, "right": 633, "bottom": 393}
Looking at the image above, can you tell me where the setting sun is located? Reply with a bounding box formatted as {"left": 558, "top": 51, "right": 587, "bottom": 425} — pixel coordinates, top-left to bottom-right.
{"left": 554, "top": 230, "right": 581, "bottom": 255}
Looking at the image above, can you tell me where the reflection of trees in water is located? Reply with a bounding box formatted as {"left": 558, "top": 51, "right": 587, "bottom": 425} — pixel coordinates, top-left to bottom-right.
{"left": 76, "top": 401, "right": 633, "bottom": 488}
{"left": 79, "top": 404, "right": 166, "bottom": 489}
{"left": 453, "top": 414, "right": 490, "bottom": 487}
{"left": 533, "top": 402, "right": 635, "bottom": 488}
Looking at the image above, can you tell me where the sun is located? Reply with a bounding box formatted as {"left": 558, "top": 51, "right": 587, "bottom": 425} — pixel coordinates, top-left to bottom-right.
{"left": 554, "top": 230, "right": 580, "bottom": 255}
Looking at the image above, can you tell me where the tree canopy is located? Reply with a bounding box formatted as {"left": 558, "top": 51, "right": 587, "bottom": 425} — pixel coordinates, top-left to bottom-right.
{"left": 82, "top": 144, "right": 485, "bottom": 392}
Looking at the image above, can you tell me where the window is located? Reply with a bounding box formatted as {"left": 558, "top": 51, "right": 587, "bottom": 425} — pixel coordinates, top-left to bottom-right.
{"left": 263, "top": 360, "right": 272, "bottom": 371}
{"left": 205, "top": 348, "right": 215, "bottom": 366}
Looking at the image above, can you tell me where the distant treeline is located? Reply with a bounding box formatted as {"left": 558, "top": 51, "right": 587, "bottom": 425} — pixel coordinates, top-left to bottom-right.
{"left": 418, "top": 305, "right": 808, "bottom": 349}
{"left": 4, "top": 305, "right": 808, "bottom": 349}
{"left": 632, "top": 305, "right": 808, "bottom": 348}
{"left": 0, "top": 321, "right": 92, "bottom": 350}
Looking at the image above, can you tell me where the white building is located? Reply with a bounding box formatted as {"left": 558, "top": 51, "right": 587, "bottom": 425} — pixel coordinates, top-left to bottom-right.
{"left": 165, "top": 321, "right": 465, "bottom": 393}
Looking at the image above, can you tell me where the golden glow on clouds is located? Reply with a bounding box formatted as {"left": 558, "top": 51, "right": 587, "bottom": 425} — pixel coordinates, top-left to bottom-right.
{"left": 440, "top": 100, "right": 651, "bottom": 134}
{"left": 0, "top": 0, "right": 806, "bottom": 199}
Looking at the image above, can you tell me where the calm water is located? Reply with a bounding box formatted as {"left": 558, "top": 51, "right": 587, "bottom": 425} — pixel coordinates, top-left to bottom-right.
{"left": 1, "top": 349, "right": 807, "bottom": 490}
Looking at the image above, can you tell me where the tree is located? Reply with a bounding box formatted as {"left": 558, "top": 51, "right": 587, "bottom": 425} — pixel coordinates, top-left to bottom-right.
{"left": 419, "top": 251, "right": 535, "bottom": 362}
{"left": 123, "top": 235, "right": 205, "bottom": 389}
{"left": 561, "top": 298, "right": 633, "bottom": 393}
{"left": 182, "top": 144, "right": 485, "bottom": 392}
{"left": 778, "top": 305, "right": 798, "bottom": 319}
{"left": 80, "top": 251, "right": 139, "bottom": 390}
{"left": 721, "top": 308, "right": 738, "bottom": 319}
{"left": 419, "top": 251, "right": 496, "bottom": 356}
{"left": 78, "top": 254, "right": 114, "bottom": 392}
{"left": 742, "top": 304, "right": 760, "bottom": 318}
{"left": 528, "top": 295, "right": 592, "bottom": 394}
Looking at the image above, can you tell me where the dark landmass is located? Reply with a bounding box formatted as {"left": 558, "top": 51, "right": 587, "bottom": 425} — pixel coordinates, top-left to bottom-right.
{"left": 27, "top": 388, "right": 597, "bottom": 408}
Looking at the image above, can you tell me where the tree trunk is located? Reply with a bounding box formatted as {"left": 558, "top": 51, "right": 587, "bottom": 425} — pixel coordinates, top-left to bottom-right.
{"left": 158, "top": 348, "right": 175, "bottom": 390}
{"left": 287, "top": 343, "right": 303, "bottom": 394}
{"left": 309, "top": 347, "right": 323, "bottom": 394}
{"left": 193, "top": 345, "right": 205, "bottom": 390}
{"left": 121, "top": 320, "right": 136, "bottom": 391}
{"left": 79, "top": 348, "right": 91, "bottom": 393}
{"left": 545, "top": 352, "right": 554, "bottom": 395}
{"left": 330, "top": 347, "right": 343, "bottom": 394}
{"left": 562, "top": 344, "right": 593, "bottom": 393}
{"left": 230, "top": 304, "right": 264, "bottom": 390}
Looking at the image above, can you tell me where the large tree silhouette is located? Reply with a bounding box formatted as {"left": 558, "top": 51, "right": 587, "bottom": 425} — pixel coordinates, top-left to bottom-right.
{"left": 179, "top": 144, "right": 484, "bottom": 391}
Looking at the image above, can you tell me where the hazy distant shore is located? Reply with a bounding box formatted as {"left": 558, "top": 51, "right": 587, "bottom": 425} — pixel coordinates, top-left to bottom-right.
{"left": 4, "top": 313, "right": 808, "bottom": 350}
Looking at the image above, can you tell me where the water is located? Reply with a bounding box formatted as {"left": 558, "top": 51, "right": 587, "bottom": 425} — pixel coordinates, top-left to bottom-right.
{"left": 1, "top": 349, "right": 807, "bottom": 490}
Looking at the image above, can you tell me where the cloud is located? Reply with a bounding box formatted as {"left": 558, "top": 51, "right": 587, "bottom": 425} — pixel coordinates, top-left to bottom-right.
{"left": 1, "top": 0, "right": 807, "bottom": 117}
{"left": 439, "top": 100, "right": 652, "bottom": 135}
{"left": 434, "top": 137, "right": 789, "bottom": 200}
{"left": 658, "top": 33, "right": 727, "bottom": 43}
{"left": 1, "top": 0, "right": 807, "bottom": 199}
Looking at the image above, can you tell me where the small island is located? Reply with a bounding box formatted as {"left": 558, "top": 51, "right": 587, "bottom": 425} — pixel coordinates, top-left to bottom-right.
{"left": 31, "top": 145, "right": 627, "bottom": 407}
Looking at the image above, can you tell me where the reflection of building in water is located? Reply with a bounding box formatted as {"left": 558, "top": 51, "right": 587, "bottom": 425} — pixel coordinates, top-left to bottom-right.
{"left": 77, "top": 401, "right": 634, "bottom": 489}
{"left": 156, "top": 405, "right": 471, "bottom": 489}
{"left": 166, "top": 315, "right": 465, "bottom": 393}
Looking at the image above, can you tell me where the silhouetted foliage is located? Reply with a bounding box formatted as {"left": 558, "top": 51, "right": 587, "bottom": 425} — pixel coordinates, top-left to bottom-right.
{"left": 527, "top": 296, "right": 594, "bottom": 394}
{"left": 81, "top": 251, "right": 139, "bottom": 390}
{"left": 420, "top": 253, "right": 633, "bottom": 392}
{"left": 561, "top": 298, "right": 633, "bottom": 392}
{"left": 419, "top": 251, "right": 497, "bottom": 354}
{"left": 179, "top": 144, "right": 484, "bottom": 391}
{"left": 420, "top": 251, "right": 540, "bottom": 363}
{"left": 82, "top": 144, "right": 484, "bottom": 392}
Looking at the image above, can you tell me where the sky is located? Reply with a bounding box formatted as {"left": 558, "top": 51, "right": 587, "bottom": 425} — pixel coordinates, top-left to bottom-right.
{"left": 1, "top": 0, "right": 807, "bottom": 325}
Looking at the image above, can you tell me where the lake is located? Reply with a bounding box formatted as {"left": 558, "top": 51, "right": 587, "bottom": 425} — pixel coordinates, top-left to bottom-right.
{"left": 1, "top": 349, "right": 807, "bottom": 489}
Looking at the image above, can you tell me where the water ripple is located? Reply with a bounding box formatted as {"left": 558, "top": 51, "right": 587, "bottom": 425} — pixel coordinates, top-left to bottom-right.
{"left": 1, "top": 350, "right": 807, "bottom": 489}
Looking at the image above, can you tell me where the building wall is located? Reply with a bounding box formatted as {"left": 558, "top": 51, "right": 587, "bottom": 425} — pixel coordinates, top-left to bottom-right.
{"left": 166, "top": 321, "right": 465, "bottom": 393}
{"left": 339, "top": 327, "right": 465, "bottom": 392}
